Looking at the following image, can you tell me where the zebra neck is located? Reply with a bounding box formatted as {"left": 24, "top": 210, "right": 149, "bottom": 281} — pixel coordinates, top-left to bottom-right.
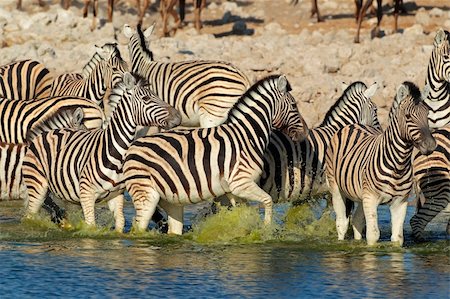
{"left": 381, "top": 119, "right": 414, "bottom": 173}
{"left": 104, "top": 100, "right": 136, "bottom": 157}
{"left": 425, "top": 60, "right": 450, "bottom": 126}
{"left": 130, "top": 36, "right": 153, "bottom": 73}
{"left": 86, "top": 65, "right": 107, "bottom": 105}
{"left": 226, "top": 95, "right": 273, "bottom": 154}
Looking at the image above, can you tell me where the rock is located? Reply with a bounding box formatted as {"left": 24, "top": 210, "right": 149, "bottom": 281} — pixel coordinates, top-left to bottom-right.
{"left": 415, "top": 8, "right": 430, "bottom": 26}
{"left": 429, "top": 7, "right": 443, "bottom": 17}
{"left": 403, "top": 24, "right": 424, "bottom": 36}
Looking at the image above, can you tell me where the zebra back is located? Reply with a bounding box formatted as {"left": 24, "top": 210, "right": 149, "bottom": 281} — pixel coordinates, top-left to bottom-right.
{"left": 0, "top": 59, "right": 53, "bottom": 100}
{"left": 260, "top": 81, "right": 380, "bottom": 202}
{"left": 0, "top": 96, "right": 105, "bottom": 144}
{"left": 123, "top": 23, "right": 251, "bottom": 128}
{"left": 411, "top": 126, "right": 450, "bottom": 241}
{"left": 425, "top": 28, "right": 450, "bottom": 128}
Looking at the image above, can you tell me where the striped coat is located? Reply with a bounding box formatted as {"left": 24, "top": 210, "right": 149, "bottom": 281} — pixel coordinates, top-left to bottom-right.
{"left": 0, "top": 96, "right": 104, "bottom": 201}
{"left": 123, "top": 24, "right": 251, "bottom": 128}
{"left": 261, "top": 81, "right": 380, "bottom": 203}
{"left": 0, "top": 59, "right": 53, "bottom": 100}
{"left": 326, "top": 82, "right": 436, "bottom": 246}
{"left": 123, "top": 75, "right": 308, "bottom": 235}
{"left": 22, "top": 73, "right": 181, "bottom": 231}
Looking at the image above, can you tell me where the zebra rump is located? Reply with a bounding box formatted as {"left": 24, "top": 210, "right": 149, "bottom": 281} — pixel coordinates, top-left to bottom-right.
{"left": 0, "top": 59, "right": 53, "bottom": 100}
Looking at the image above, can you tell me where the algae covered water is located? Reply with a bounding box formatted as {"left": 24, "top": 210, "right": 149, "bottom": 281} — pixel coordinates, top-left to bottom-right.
{"left": 0, "top": 199, "right": 448, "bottom": 298}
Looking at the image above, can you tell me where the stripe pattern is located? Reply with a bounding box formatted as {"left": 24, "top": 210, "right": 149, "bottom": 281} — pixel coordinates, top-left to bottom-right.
{"left": 0, "top": 59, "right": 53, "bottom": 100}
{"left": 325, "top": 82, "right": 436, "bottom": 246}
{"left": 50, "top": 43, "right": 128, "bottom": 110}
{"left": 410, "top": 29, "right": 450, "bottom": 240}
{"left": 425, "top": 28, "right": 450, "bottom": 129}
{"left": 261, "top": 81, "right": 380, "bottom": 203}
{"left": 123, "top": 23, "right": 251, "bottom": 128}
{"left": 22, "top": 73, "right": 181, "bottom": 231}
{"left": 0, "top": 96, "right": 104, "bottom": 201}
{"left": 411, "top": 127, "right": 450, "bottom": 240}
{"left": 123, "top": 75, "right": 309, "bottom": 235}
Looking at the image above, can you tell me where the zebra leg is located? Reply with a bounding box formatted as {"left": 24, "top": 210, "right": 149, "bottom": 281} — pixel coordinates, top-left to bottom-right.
{"left": 159, "top": 200, "right": 184, "bottom": 235}
{"left": 79, "top": 187, "right": 97, "bottom": 227}
{"left": 410, "top": 196, "right": 449, "bottom": 241}
{"left": 130, "top": 188, "right": 161, "bottom": 232}
{"left": 389, "top": 198, "right": 408, "bottom": 246}
{"left": 107, "top": 194, "right": 125, "bottom": 232}
{"left": 362, "top": 195, "right": 380, "bottom": 246}
{"left": 330, "top": 186, "right": 349, "bottom": 241}
{"left": 352, "top": 202, "right": 365, "bottom": 240}
{"left": 229, "top": 181, "right": 273, "bottom": 225}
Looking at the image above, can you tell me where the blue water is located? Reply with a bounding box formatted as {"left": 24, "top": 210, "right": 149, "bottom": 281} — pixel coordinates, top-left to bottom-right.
{"left": 0, "top": 201, "right": 448, "bottom": 298}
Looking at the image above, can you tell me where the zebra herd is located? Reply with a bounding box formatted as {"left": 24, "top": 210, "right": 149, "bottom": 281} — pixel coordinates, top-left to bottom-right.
{"left": 0, "top": 23, "right": 448, "bottom": 245}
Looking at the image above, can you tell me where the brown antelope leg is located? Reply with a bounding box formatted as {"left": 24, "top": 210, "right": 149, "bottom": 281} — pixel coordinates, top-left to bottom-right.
{"left": 90, "top": 0, "right": 98, "bottom": 31}
{"left": 194, "top": 0, "right": 205, "bottom": 31}
{"left": 372, "top": 0, "right": 383, "bottom": 38}
{"left": 108, "top": 0, "right": 114, "bottom": 22}
{"left": 64, "top": 0, "right": 71, "bottom": 10}
{"left": 354, "top": 0, "right": 362, "bottom": 21}
{"left": 17, "top": 0, "right": 22, "bottom": 9}
{"left": 393, "top": 0, "right": 400, "bottom": 32}
{"left": 354, "top": 0, "right": 374, "bottom": 43}
{"left": 311, "top": 0, "right": 323, "bottom": 22}
{"left": 83, "top": 0, "right": 90, "bottom": 18}
{"left": 160, "top": 0, "right": 169, "bottom": 36}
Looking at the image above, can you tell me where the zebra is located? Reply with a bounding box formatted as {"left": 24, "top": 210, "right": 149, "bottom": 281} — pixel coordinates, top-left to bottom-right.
{"left": 22, "top": 72, "right": 181, "bottom": 231}
{"left": 0, "top": 95, "right": 104, "bottom": 201}
{"left": 423, "top": 28, "right": 450, "bottom": 129}
{"left": 50, "top": 43, "right": 128, "bottom": 114}
{"left": 325, "top": 81, "right": 436, "bottom": 246}
{"left": 123, "top": 23, "right": 251, "bottom": 128}
{"left": 260, "top": 81, "right": 380, "bottom": 203}
{"left": 123, "top": 74, "right": 309, "bottom": 235}
{"left": 0, "top": 59, "right": 53, "bottom": 100}
{"left": 408, "top": 29, "right": 450, "bottom": 241}
{"left": 410, "top": 128, "right": 450, "bottom": 241}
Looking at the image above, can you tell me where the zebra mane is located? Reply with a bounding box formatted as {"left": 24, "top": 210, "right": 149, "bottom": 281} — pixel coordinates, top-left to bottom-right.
{"left": 319, "top": 81, "right": 367, "bottom": 127}
{"left": 105, "top": 73, "right": 149, "bottom": 123}
{"left": 136, "top": 23, "right": 154, "bottom": 61}
{"left": 226, "top": 74, "right": 285, "bottom": 119}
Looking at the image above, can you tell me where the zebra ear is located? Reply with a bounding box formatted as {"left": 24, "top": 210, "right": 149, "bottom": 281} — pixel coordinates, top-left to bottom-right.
{"left": 277, "top": 75, "right": 288, "bottom": 94}
{"left": 123, "top": 72, "right": 136, "bottom": 89}
{"left": 434, "top": 28, "right": 446, "bottom": 46}
{"left": 72, "top": 108, "right": 84, "bottom": 128}
{"left": 363, "top": 82, "right": 378, "bottom": 99}
{"left": 123, "top": 24, "right": 134, "bottom": 38}
{"left": 421, "top": 84, "right": 431, "bottom": 101}
{"left": 396, "top": 84, "right": 409, "bottom": 102}
{"left": 341, "top": 82, "right": 349, "bottom": 91}
{"left": 144, "top": 23, "right": 156, "bottom": 39}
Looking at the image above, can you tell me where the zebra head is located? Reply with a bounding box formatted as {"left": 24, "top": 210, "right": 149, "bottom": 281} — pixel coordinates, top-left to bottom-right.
{"left": 94, "top": 43, "right": 129, "bottom": 90}
{"left": 123, "top": 23, "right": 155, "bottom": 66}
{"left": 320, "top": 81, "right": 380, "bottom": 130}
{"left": 395, "top": 81, "right": 436, "bottom": 155}
{"left": 429, "top": 29, "right": 450, "bottom": 94}
{"left": 121, "top": 72, "right": 181, "bottom": 130}
{"left": 272, "top": 75, "right": 308, "bottom": 142}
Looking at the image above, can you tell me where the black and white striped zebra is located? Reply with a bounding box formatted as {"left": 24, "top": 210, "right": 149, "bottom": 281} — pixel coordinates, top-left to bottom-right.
{"left": 123, "top": 75, "right": 309, "bottom": 235}
{"left": 410, "top": 127, "right": 450, "bottom": 241}
{"left": 425, "top": 28, "right": 450, "bottom": 129}
{"left": 122, "top": 23, "right": 251, "bottom": 128}
{"left": 325, "top": 81, "right": 436, "bottom": 246}
{"left": 0, "top": 96, "right": 104, "bottom": 201}
{"left": 261, "top": 81, "right": 380, "bottom": 203}
{"left": 22, "top": 73, "right": 181, "bottom": 231}
{"left": 50, "top": 43, "right": 128, "bottom": 111}
{"left": 408, "top": 29, "right": 450, "bottom": 241}
{"left": 0, "top": 59, "right": 53, "bottom": 100}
